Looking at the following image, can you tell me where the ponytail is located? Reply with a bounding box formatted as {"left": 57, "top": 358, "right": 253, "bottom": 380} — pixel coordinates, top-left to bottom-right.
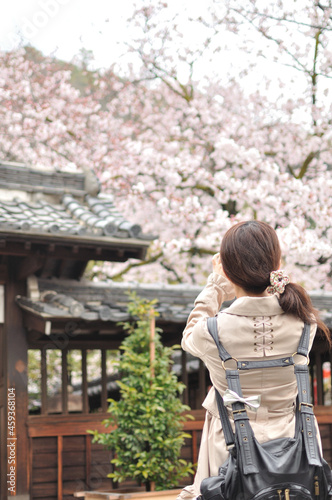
{"left": 278, "top": 282, "right": 331, "bottom": 347}
{"left": 220, "top": 221, "right": 331, "bottom": 348}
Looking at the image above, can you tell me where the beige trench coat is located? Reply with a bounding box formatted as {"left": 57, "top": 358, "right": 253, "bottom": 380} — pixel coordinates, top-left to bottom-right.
{"left": 177, "top": 272, "right": 319, "bottom": 499}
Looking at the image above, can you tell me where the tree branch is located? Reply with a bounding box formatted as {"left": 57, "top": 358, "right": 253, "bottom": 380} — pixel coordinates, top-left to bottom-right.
{"left": 297, "top": 151, "right": 317, "bottom": 179}
{"left": 311, "top": 29, "right": 321, "bottom": 126}
{"left": 234, "top": 7, "right": 332, "bottom": 31}
{"left": 192, "top": 184, "right": 215, "bottom": 197}
{"left": 160, "top": 262, "right": 183, "bottom": 283}
{"left": 108, "top": 252, "right": 163, "bottom": 280}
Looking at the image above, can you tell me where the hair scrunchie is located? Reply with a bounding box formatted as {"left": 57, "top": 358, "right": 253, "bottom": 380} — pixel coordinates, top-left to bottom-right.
{"left": 267, "top": 270, "right": 290, "bottom": 295}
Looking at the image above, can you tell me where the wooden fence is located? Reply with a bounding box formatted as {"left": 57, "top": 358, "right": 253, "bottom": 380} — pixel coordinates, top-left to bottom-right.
{"left": 27, "top": 408, "right": 332, "bottom": 500}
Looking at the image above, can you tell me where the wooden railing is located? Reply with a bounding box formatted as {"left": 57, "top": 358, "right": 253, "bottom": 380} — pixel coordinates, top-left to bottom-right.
{"left": 27, "top": 407, "right": 332, "bottom": 500}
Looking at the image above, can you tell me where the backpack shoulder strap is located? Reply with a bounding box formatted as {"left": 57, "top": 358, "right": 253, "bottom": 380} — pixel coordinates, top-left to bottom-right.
{"left": 294, "top": 323, "right": 322, "bottom": 465}
{"left": 296, "top": 322, "right": 311, "bottom": 357}
{"left": 206, "top": 316, "right": 258, "bottom": 473}
{"left": 206, "top": 317, "right": 235, "bottom": 448}
{"left": 206, "top": 316, "right": 232, "bottom": 362}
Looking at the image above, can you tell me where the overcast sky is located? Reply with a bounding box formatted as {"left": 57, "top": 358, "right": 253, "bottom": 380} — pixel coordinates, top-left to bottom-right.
{"left": 0, "top": 0, "right": 140, "bottom": 69}
{"left": 0, "top": 0, "right": 321, "bottom": 117}
{"left": 0, "top": 0, "right": 216, "bottom": 68}
{"left": 1, "top": 1, "right": 255, "bottom": 87}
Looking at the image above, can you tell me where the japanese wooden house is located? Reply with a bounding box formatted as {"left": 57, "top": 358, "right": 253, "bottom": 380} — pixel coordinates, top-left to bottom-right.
{"left": 0, "top": 162, "right": 332, "bottom": 500}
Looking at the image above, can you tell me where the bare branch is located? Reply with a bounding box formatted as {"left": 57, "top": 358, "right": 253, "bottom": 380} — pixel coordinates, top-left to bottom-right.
{"left": 234, "top": 7, "right": 332, "bottom": 31}
{"left": 297, "top": 151, "right": 317, "bottom": 179}
{"left": 231, "top": 7, "right": 309, "bottom": 74}
{"left": 108, "top": 252, "right": 163, "bottom": 281}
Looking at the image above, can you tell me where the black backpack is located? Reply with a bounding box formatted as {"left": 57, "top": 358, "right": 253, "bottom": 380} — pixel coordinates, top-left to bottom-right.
{"left": 199, "top": 317, "right": 332, "bottom": 500}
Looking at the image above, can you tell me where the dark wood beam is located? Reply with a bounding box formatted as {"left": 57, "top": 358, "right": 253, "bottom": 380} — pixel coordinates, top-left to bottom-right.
{"left": 57, "top": 436, "right": 63, "bottom": 500}
{"left": 0, "top": 234, "right": 149, "bottom": 263}
{"left": 71, "top": 260, "right": 88, "bottom": 280}
{"left": 23, "top": 313, "right": 124, "bottom": 336}
{"left": 101, "top": 350, "right": 107, "bottom": 412}
{"left": 0, "top": 263, "right": 8, "bottom": 283}
{"left": 85, "top": 435, "right": 92, "bottom": 488}
{"left": 5, "top": 276, "right": 29, "bottom": 496}
{"left": 181, "top": 350, "right": 189, "bottom": 406}
{"left": 16, "top": 254, "right": 46, "bottom": 281}
{"left": 23, "top": 314, "right": 51, "bottom": 336}
{"left": 0, "top": 325, "right": 4, "bottom": 383}
{"left": 312, "top": 336, "right": 332, "bottom": 354}
{"left": 41, "top": 349, "right": 47, "bottom": 415}
{"left": 316, "top": 352, "right": 324, "bottom": 405}
{"left": 198, "top": 359, "right": 206, "bottom": 407}
{"left": 0, "top": 381, "right": 6, "bottom": 500}
{"left": 82, "top": 350, "right": 88, "bottom": 413}
{"left": 62, "top": 349, "right": 68, "bottom": 414}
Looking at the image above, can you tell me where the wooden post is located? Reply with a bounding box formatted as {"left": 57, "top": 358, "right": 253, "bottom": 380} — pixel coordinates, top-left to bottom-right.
{"left": 315, "top": 352, "right": 323, "bottom": 405}
{"left": 192, "top": 430, "right": 198, "bottom": 465}
{"left": 82, "top": 349, "right": 88, "bottom": 413}
{"left": 101, "top": 349, "right": 107, "bottom": 412}
{"left": 57, "top": 435, "right": 63, "bottom": 500}
{"left": 181, "top": 350, "right": 189, "bottom": 406}
{"left": 85, "top": 434, "right": 91, "bottom": 489}
{"left": 62, "top": 348, "right": 68, "bottom": 414}
{"left": 149, "top": 310, "right": 155, "bottom": 379}
{"left": 41, "top": 348, "right": 47, "bottom": 414}
{"left": 5, "top": 272, "right": 29, "bottom": 497}
{"left": 149, "top": 309, "right": 156, "bottom": 492}
{"left": 198, "top": 359, "right": 206, "bottom": 407}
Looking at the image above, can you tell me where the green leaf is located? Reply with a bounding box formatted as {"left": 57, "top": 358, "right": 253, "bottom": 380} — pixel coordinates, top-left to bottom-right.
{"left": 88, "top": 294, "right": 193, "bottom": 490}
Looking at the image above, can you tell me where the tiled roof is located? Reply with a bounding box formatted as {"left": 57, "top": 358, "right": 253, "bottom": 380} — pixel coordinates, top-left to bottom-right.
{"left": 16, "top": 277, "right": 332, "bottom": 327}
{"left": 0, "top": 162, "right": 155, "bottom": 241}
{"left": 16, "top": 278, "right": 203, "bottom": 324}
{"left": 0, "top": 194, "right": 151, "bottom": 239}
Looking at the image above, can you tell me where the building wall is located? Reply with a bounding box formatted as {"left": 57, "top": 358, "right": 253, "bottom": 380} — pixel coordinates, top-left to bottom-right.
{"left": 0, "top": 323, "right": 6, "bottom": 500}
{"left": 4, "top": 271, "right": 29, "bottom": 500}
{"left": 2, "top": 273, "right": 332, "bottom": 500}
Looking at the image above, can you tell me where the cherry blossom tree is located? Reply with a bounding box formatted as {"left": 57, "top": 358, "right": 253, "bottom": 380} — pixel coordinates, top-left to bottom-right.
{"left": 0, "top": 47, "right": 127, "bottom": 175}
{"left": 0, "top": 0, "right": 331, "bottom": 290}
{"left": 97, "top": 0, "right": 332, "bottom": 290}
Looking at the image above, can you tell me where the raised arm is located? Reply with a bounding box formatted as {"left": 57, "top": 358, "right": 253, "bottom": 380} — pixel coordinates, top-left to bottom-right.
{"left": 181, "top": 254, "right": 235, "bottom": 358}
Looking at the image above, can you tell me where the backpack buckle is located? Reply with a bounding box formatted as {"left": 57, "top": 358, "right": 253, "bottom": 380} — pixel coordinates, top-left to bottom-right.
{"left": 222, "top": 357, "right": 238, "bottom": 371}
{"left": 292, "top": 351, "right": 310, "bottom": 365}
{"left": 299, "top": 402, "right": 313, "bottom": 410}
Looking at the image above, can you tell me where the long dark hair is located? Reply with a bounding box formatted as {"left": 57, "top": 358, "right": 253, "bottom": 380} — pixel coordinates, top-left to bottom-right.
{"left": 220, "top": 221, "right": 330, "bottom": 345}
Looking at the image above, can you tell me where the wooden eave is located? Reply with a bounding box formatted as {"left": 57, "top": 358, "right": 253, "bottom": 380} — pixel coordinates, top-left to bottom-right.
{"left": 21, "top": 308, "right": 124, "bottom": 337}
{"left": 20, "top": 307, "right": 184, "bottom": 350}
{"left": 0, "top": 227, "right": 150, "bottom": 262}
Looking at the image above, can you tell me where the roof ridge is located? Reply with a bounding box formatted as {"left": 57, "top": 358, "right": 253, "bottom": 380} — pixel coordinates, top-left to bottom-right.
{"left": 0, "top": 162, "right": 86, "bottom": 194}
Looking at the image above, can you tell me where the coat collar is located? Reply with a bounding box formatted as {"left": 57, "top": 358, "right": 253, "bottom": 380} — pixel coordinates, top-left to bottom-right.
{"left": 223, "top": 294, "right": 284, "bottom": 317}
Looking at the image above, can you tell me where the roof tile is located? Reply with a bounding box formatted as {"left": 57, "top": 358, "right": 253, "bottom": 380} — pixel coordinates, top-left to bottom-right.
{"left": 0, "top": 163, "right": 156, "bottom": 242}
{"left": 15, "top": 279, "right": 332, "bottom": 328}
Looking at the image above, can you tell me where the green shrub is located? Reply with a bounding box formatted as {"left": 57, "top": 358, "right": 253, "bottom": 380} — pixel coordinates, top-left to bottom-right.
{"left": 88, "top": 293, "right": 194, "bottom": 491}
